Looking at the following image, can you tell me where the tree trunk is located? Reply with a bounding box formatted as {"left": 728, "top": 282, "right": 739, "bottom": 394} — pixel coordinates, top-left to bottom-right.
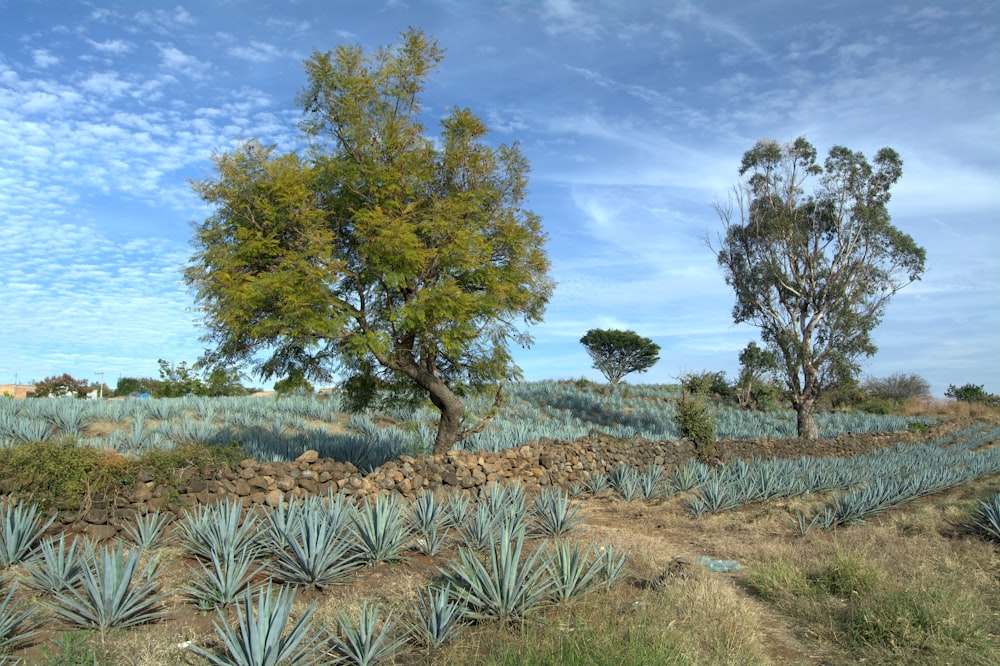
{"left": 425, "top": 376, "right": 466, "bottom": 455}
{"left": 796, "top": 398, "right": 819, "bottom": 440}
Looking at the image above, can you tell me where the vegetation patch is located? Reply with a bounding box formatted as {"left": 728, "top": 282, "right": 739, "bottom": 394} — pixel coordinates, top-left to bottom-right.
{"left": 0, "top": 440, "right": 137, "bottom": 513}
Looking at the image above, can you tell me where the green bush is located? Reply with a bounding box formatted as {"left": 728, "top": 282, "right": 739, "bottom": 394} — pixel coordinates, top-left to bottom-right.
{"left": 945, "top": 383, "right": 999, "bottom": 406}
{"left": 0, "top": 441, "right": 137, "bottom": 512}
{"left": 679, "top": 371, "right": 731, "bottom": 399}
{"left": 675, "top": 395, "right": 716, "bottom": 460}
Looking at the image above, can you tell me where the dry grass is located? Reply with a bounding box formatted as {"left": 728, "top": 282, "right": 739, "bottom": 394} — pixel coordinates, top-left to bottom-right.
{"left": 896, "top": 397, "right": 998, "bottom": 419}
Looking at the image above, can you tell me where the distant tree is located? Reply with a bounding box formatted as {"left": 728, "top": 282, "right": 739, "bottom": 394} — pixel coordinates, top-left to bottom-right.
{"left": 114, "top": 377, "right": 159, "bottom": 397}
{"left": 945, "top": 383, "right": 999, "bottom": 406}
{"left": 274, "top": 371, "right": 314, "bottom": 396}
{"left": 32, "top": 374, "right": 90, "bottom": 398}
{"left": 735, "top": 341, "right": 780, "bottom": 409}
{"left": 185, "top": 30, "right": 553, "bottom": 454}
{"left": 156, "top": 359, "right": 203, "bottom": 397}
{"left": 711, "top": 137, "right": 926, "bottom": 439}
{"left": 863, "top": 373, "right": 930, "bottom": 402}
{"left": 579, "top": 329, "right": 661, "bottom": 387}
{"left": 198, "top": 365, "right": 251, "bottom": 397}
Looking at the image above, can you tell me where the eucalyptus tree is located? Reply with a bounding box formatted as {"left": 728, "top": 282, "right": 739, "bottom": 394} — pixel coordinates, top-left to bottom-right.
{"left": 186, "top": 29, "right": 553, "bottom": 454}
{"left": 711, "top": 137, "right": 926, "bottom": 439}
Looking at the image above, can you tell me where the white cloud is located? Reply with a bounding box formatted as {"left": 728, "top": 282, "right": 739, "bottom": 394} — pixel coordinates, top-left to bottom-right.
{"left": 32, "top": 49, "right": 60, "bottom": 68}
{"left": 155, "top": 43, "right": 211, "bottom": 80}
{"left": 86, "top": 39, "right": 135, "bottom": 55}
{"left": 228, "top": 40, "right": 287, "bottom": 63}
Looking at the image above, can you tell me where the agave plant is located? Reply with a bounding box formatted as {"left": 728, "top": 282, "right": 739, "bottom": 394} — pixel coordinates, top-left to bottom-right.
{"left": 190, "top": 583, "right": 328, "bottom": 666}
{"left": 582, "top": 471, "right": 609, "bottom": 495}
{"left": 531, "top": 488, "right": 584, "bottom": 538}
{"left": 21, "top": 533, "right": 92, "bottom": 594}
{"left": 0, "top": 500, "right": 56, "bottom": 567}
{"left": 440, "top": 525, "right": 552, "bottom": 622}
{"left": 0, "top": 583, "right": 40, "bottom": 654}
{"left": 971, "top": 493, "right": 1000, "bottom": 541}
{"left": 407, "top": 586, "right": 466, "bottom": 649}
{"left": 184, "top": 547, "right": 267, "bottom": 611}
{"left": 609, "top": 465, "right": 641, "bottom": 502}
{"left": 179, "top": 499, "right": 261, "bottom": 560}
{"left": 120, "top": 508, "right": 174, "bottom": 550}
{"left": 48, "top": 543, "right": 171, "bottom": 634}
{"left": 597, "top": 543, "right": 628, "bottom": 590}
{"left": 408, "top": 492, "right": 450, "bottom": 556}
{"left": 478, "top": 482, "right": 529, "bottom": 533}
{"left": 670, "top": 459, "right": 709, "bottom": 492}
{"left": 327, "top": 602, "right": 407, "bottom": 666}
{"left": 443, "top": 491, "right": 472, "bottom": 528}
{"left": 269, "top": 503, "right": 362, "bottom": 589}
{"left": 546, "top": 541, "right": 602, "bottom": 602}
{"left": 351, "top": 495, "right": 413, "bottom": 565}
{"left": 456, "top": 507, "right": 497, "bottom": 551}
{"left": 638, "top": 463, "right": 665, "bottom": 501}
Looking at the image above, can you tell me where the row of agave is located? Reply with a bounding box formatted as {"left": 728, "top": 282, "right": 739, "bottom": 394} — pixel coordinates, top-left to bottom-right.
{"left": 1, "top": 381, "right": 937, "bottom": 462}
{"left": 673, "top": 424, "right": 1000, "bottom": 530}
{"left": 0, "top": 483, "right": 627, "bottom": 664}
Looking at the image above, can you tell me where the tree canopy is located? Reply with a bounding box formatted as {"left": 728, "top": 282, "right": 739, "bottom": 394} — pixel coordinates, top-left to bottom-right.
{"left": 185, "top": 29, "right": 553, "bottom": 453}
{"left": 579, "top": 329, "right": 660, "bottom": 386}
{"left": 32, "top": 373, "right": 90, "bottom": 398}
{"left": 712, "top": 137, "right": 925, "bottom": 438}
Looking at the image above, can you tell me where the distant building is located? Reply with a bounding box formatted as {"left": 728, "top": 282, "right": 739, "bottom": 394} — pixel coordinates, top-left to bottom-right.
{"left": 0, "top": 384, "right": 36, "bottom": 399}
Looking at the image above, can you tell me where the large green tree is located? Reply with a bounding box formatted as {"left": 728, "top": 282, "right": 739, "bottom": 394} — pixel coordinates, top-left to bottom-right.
{"left": 579, "top": 329, "right": 660, "bottom": 387}
{"left": 186, "top": 29, "right": 553, "bottom": 453}
{"left": 712, "top": 137, "right": 926, "bottom": 439}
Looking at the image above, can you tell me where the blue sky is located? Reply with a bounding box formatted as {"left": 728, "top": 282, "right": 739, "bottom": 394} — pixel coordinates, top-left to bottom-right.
{"left": 1, "top": 1, "right": 997, "bottom": 396}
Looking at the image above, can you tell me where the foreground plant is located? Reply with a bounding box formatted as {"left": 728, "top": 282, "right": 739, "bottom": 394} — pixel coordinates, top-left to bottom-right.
{"left": 48, "top": 543, "right": 171, "bottom": 634}
{"left": 407, "top": 586, "right": 466, "bottom": 649}
{"left": 352, "top": 494, "right": 413, "bottom": 564}
{"left": 184, "top": 548, "right": 266, "bottom": 611}
{"left": 0, "top": 583, "right": 40, "bottom": 654}
{"left": 190, "top": 583, "right": 327, "bottom": 666}
{"left": 971, "top": 493, "right": 1000, "bottom": 541}
{"left": 179, "top": 498, "right": 261, "bottom": 560}
{"left": 546, "top": 541, "right": 604, "bottom": 602}
{"left": 269, "top": 503, "right": 362, "bottom": 589}
{"left": 409, "top": 491, "right": 451, "bottom": 556}
{"left": 120, "top": 508, "right": 174, "bottom": 550}
{"left": 328, "top": 602, "right": 407, "bottom": 666}
{"left": 531, "top": 488, "right": 584, "bottom": 538}
{"left": 440, "top": 525, "right": 551, "bottom": 622}
{"left": 0, "top": 500, "right": 55, "bottom": 567}
{"left": 22, "top": 533, "right": 92, "bottom": 594}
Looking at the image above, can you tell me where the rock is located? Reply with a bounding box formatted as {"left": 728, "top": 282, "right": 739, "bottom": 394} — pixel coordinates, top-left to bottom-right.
{"left": 83, "top": 524, "right": 118, "bottom": 542}
{"left": 295, "top": 450, "right": 319, "bottom": 464}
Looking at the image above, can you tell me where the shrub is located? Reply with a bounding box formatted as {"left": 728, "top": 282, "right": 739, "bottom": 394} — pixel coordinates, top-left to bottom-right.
{"left": 945, "top": 383, "right": 999, "bottom": 406}
{"left": 679, "top": 371, "right": 731, "bottom": 399}
{"left": 863, "top": 373, "right": 931, "bottom": 402}
{"left": 0, "top": 441, "right": 137, "bottom": 513}
{"left": 675, "top": 395, "right": 716, "bottom": 460}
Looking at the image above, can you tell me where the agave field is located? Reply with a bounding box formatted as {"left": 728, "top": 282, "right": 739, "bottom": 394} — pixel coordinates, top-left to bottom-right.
{"left": 0, "top": 383, "right": 997, "bottom": 664}
{"left": 0, "top": 381, "right": 936, "bottom": 471}
{"left": 0, "top": 484, "right": 626, "bottom": 664}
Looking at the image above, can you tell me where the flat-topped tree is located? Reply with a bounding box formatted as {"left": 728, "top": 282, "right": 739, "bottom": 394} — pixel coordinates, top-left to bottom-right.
{"left": 185, "top": 29, "right": 553, "bottom": 454}
{"left": 711, "top": 137, "right": 925, "bottom": 439}
{"left": 579, "top": 329, "right": 661, "bottom": 387}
